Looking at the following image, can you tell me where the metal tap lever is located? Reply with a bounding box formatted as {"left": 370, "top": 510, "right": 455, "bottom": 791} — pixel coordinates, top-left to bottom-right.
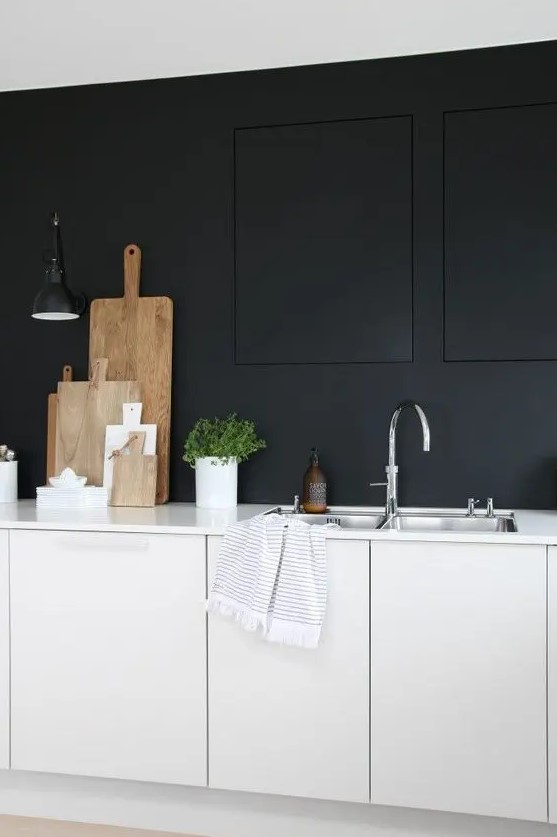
{"left": 467, "top": 498, "right": 477, "bottom": 516}
{"left": 369, "top": 480, "right": 388, "bottom": 513}
{"left": 467, "top": 497, "right": 494, "bottom": 517}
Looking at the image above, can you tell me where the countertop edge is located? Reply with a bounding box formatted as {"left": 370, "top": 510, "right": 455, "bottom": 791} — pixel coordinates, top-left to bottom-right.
{"left": 0, "top": 501, "right": 557, "bottom": 545}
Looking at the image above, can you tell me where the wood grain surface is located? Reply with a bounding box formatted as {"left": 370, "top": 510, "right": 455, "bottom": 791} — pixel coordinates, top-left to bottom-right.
{"left": 111, "top": 431, "right": 157, "bottom": 507}
{"left": 55, "top": 359, "right": 140, "bottom": 486}
{"left": 46, "top": 365, "right": 72, "bottom": 481}
{"left": 89, "top": 245, "right": 173, "bottom": 503}
{"left": 0, "top": 815, "right": 199, "bottom": 836}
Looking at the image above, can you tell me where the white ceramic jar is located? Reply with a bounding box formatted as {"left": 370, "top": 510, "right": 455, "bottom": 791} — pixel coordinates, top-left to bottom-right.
{"left": 195, "top": 457, "right": 238, "bottom": 509}
{"left": 0, "top": 461, "right": 17, "bottom": 503}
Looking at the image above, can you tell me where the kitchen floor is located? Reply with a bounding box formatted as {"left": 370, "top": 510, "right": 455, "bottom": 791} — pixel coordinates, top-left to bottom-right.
{"left": 0, "top": 817, "right": 200, "bottom": 837}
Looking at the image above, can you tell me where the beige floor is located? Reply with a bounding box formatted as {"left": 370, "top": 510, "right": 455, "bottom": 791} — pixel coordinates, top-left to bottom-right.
{"left": 0, "top": 817, "right": 201, "bottom": 837}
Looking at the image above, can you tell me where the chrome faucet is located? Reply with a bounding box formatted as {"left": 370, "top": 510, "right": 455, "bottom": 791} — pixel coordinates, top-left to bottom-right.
{"left": 371, "top": 401, "right": 430, "bottom": 516}
{"left": 467, "top": 497, "right": 494, "bottom": 518}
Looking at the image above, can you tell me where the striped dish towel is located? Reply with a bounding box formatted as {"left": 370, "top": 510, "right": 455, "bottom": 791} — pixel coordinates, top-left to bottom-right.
{"left": 208, "top": 513, "right": 333, "bottom": 649}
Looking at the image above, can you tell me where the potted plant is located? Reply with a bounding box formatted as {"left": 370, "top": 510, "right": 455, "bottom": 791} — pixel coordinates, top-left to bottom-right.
{"left": 183, "top": 413, "right": 266, "bottom": 509}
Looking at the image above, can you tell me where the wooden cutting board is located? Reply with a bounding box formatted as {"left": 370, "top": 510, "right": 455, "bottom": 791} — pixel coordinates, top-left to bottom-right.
{"left": 55, "top": 359, "right": 141, "bottom": 486}
{"left": 89, "top": 244, "right": 173, "bottom": 504}
{"left": 46, "top": 364, "right": 73, "bottom": 481}
{"left": 111, "top": 431, "right": 158, "bottom": 507}
{"left": 103, "top": 402, "right": 157, "bottom": 500}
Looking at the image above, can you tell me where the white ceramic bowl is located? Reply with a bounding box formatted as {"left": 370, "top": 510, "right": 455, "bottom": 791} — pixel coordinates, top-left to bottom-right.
{"left": 49, "top": 475, "right": 87, "bottom": 489}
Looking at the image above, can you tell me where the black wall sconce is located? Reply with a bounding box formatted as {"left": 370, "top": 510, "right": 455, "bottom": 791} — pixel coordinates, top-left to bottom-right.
{"left": 32, "top": 212, "right": 87, "bottom": 321}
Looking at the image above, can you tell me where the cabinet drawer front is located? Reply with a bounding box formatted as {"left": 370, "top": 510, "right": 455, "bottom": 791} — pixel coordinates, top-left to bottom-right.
{"left": 0, "top": 532, "right": 8, "bottom": 770}
{"left": 371, "top": 540, "right": 547, "bottom": 822}
{"left": 547, "top": 546, "right": 557, "bottom": 823}
{"left": 208, "top": 535, "right": 370, "bottom": 803}
{"left": 10, "top": 529, "right": 207, "bottom": 786}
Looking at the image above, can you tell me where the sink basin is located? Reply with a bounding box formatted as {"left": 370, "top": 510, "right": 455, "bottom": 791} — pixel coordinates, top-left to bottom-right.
{"left": 269, "top": 509, "right": 386, "bottom": 529}
{"left": 380, "top": 513, "right": 517, "bottom": 533}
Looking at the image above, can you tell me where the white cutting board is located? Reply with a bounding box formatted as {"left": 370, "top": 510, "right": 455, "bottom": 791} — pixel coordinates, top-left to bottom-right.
{"left": 103, "top": 403, "right": 157, "bottom": 498}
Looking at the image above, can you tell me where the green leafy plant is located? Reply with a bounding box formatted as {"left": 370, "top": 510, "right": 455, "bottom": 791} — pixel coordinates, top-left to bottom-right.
{"left": 183, "top": 413, "right": 266, "bottom": 467}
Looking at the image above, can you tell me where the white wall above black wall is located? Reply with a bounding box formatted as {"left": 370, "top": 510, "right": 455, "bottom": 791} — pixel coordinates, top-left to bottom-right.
{"left": 2, "top": 0, "right": 557, "bottom": 91}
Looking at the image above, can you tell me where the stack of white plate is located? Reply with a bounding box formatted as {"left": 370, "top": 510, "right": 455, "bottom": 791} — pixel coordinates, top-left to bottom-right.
{"left": 36, "top": 486, "right": 108, "bottom": 509}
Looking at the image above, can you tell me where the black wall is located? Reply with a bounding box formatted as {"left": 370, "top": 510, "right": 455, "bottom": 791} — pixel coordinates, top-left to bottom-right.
{"left": 2, "top": 41, "right": 557, "bottom": 508}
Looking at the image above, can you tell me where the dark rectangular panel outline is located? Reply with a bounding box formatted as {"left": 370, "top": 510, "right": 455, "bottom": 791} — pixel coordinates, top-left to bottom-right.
{"left": 443, "top": 100, "right": 557, "bottom": 364}
{"left": 232, "top": 113, "right": 415, "bottom": 367}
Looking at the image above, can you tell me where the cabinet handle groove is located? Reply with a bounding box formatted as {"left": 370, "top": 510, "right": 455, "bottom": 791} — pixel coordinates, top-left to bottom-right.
{"left": 53, "top": 534, "right": 150, "bottom": 552}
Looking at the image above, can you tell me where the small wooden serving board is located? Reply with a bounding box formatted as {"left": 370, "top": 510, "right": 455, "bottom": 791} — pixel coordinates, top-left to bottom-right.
{"left": 103, "top": 402, "right": 157, "bottom": 500}
{"left": 55, "top": 359, "right": 141, "bottom": 486}
{"left": 111, "top": 431, "right": 157, "bottom": 507}
{"left": 89, "top": 244, "right": 173, "bottom": 503}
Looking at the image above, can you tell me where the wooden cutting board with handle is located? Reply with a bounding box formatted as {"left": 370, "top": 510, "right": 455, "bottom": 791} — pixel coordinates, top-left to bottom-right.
{"left": 46, "top": 364, "right": 73, "bottom": 481}
{"left": 55, "top": 358, "right": 141, "bottom": 486}
{"left": 111, "top": 431, "right": 158, "bottom": 507}
{"left": 89, "top": 245, "right": 173, "bottom": 503}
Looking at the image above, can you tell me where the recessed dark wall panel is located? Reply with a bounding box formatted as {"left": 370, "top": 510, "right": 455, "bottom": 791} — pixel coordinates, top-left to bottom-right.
{"left": 235, "top": 117, "right": 413, "bottom": 364}
{"left": 444, "top": 103, "right": 557, "bottom": 361}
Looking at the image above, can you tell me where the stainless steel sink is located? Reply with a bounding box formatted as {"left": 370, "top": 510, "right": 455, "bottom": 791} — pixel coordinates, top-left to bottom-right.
{"left": 270, "top": 509, "right": 386, "bottom": 529}
{"left": 379, "top": 513, "right": 517, "bottom": 533}
{"left": 269, "top": 507, "right": 517, "bottom": 533}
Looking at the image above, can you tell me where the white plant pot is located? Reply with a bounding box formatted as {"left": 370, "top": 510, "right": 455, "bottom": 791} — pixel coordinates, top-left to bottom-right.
{"left": 0, "top": 461, "right": 17, "bottom": 503}
{"left": 195, "top": 457, "right": 238, "bottom": 509}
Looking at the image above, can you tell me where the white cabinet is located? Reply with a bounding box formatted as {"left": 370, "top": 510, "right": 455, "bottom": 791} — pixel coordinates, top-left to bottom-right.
{"left": 0, "top": 531, "right": 8, "bottom": 770}
{"left": 371, "top": 540, "right": 547, "bottom": 821}
{"left": 10, "top": 529, "right": 207, "bottom": 786}
{"left": 207, "top": 536, "right": 369, "bottom": 802}
{"left": 547, "top": 546, "right": 557, "bottom": 823}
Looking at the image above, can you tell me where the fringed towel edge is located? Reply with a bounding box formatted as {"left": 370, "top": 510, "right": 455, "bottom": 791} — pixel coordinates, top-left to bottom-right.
{"left": 207, "top": 592, "right": 266, "bottom": 633}
{"left": 265, "top": 618, "right": 321, "bottom": 650}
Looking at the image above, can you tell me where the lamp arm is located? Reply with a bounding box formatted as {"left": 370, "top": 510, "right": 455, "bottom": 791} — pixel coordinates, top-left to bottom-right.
{"left": 51, "top": 211, "right": 65, "bottom": 274}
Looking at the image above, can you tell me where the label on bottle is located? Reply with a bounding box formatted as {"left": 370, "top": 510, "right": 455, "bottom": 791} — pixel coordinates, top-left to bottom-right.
{"left": 308, "top": 482, "right": 327, "bottom": 506}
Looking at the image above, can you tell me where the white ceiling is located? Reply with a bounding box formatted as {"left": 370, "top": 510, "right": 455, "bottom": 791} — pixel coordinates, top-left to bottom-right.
{"left": 1, "top": 0, "right": 557, "bottom": 92}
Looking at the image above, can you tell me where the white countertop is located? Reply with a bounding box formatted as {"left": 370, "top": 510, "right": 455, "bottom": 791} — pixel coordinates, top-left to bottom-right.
{"left": 2, "top": 500, "right": 557, "bottom": 545}
{"left": 0, "top": 500, "right": 273, "bottom": 535}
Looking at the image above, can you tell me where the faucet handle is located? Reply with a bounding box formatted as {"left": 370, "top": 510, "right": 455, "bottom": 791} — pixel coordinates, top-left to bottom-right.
{"left": 467, "top": 497, "right": 495, "bottom": 517}
{"left": 369, "top": 481, "right": 388, "bottom": 488}
{"left": 467, "top": 497, "right": 479, "bottom": 516}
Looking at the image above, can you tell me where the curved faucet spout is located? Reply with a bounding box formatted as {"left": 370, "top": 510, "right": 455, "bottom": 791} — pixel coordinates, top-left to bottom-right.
{"left": 386, "top": 401, "right": 430, "bottom": 515}
{"left": 410, "top": 402, "right": 431, "bottom": 453}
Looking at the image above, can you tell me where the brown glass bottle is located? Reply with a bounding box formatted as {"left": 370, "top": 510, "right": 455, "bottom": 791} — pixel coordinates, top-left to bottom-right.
{"left": 302, "top": 448, "right": 327, "bottom": 513}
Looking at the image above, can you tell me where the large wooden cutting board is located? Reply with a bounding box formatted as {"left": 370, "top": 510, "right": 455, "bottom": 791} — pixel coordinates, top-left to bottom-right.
{"left": 89, "top": 245, "right": 173, "bottom": 503}
{"left": 55, "top": 359, "right": 141, "bottom": 486}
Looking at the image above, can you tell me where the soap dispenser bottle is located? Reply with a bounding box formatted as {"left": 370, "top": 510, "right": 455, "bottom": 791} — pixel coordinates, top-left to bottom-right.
{"left": 302, "top": 448, "right": 327, "bottom": 513}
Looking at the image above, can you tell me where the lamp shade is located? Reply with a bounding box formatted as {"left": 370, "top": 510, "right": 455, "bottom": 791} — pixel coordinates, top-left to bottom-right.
{"left": 32, "top": 212, "right": 86, "bottom": 321}
{"left": 32, "top": 262, "right": 80, "bottom": 321}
